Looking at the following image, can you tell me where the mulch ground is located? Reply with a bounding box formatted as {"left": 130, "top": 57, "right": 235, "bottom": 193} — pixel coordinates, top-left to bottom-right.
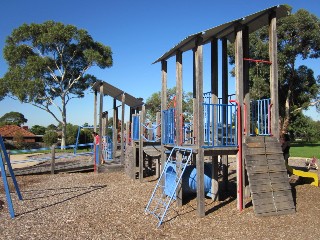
{"left": 0, "top": 157, "right": 319, "bottom": 240}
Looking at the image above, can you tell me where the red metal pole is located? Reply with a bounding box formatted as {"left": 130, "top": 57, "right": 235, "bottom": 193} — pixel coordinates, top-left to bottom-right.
{"left": 230, "top": 100, "right": 243, "bottom": 211}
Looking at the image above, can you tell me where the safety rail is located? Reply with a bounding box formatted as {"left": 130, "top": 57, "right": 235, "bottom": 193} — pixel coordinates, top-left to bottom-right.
{"left": 132, "top": 115, "right": 140, "bottom": 141}
{"left": 162, "top": 108, "right": 175, "bottom": 145}
{"left": 183, "top": 122, "right": 193, "bottom": 144}
{"left": 203, "top": 103, "right": 238, "bottom": 148}
{"left": 140, "top": 122, "right": 161, "bottom": 142}
{"left": 203, "top": 92, "right": 236, "bottom": 104}
{"left": 250, "top": 98, "right": 271, "bottom": 136}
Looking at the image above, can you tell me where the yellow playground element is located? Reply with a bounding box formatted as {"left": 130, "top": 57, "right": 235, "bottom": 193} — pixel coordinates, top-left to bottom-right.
{"left": 286, "top": 163, "right": 319, "bottom": 187}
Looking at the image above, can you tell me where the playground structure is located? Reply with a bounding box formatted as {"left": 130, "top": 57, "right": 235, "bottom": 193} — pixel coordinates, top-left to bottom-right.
{"left": 91, "top": 81, "right": 144, "bottom": 172}
{"left": 142, "top": 5, "right": 306, "bottom": 226}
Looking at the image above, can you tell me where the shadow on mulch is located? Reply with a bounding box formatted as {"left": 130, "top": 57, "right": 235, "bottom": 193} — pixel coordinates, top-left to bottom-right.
{"left": 16, "top": 184, "right": 106, "bottom": 217}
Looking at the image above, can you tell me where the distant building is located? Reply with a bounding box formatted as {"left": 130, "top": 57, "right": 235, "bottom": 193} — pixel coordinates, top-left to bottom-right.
{"left": 0, "top": 125, "right": 39, "bottom": 143}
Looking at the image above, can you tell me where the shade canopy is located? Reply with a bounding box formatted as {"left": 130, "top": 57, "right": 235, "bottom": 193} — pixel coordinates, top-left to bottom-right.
{"left": 92, "top": 81, "right": 144, "bottom": 108}
{"left": 153, "top": 5, "right": 289, "bottom": 64}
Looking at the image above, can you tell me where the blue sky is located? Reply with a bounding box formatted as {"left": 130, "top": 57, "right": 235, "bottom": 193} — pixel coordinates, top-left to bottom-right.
{"left": 0, "top": 0, "right": 319, "bottom": 127}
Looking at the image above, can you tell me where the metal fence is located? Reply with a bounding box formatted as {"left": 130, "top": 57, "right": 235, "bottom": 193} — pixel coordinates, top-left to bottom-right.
{"left": 250, "top": 98, "right": 271, "bottom": 136}
{"left": 162, "top": 108, "right": 176, "bottom": 145}
{"left": 203, "top": 103, "right": 237, "bottom": 148}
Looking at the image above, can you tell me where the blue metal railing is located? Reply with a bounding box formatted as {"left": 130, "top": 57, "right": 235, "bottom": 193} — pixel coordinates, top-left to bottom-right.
{"left": 162, "top": 108, "right": 175, "bottom": 145}
{"left": 203, "top": 92, "right": 236, "bottom": 105}
{"left": 132, "top": 115, "right": 140, "bottom": 141}
{"left": 250, "top": 98, "right": 271, "bottom": 136}
{"left": 183, "top": 122, "right": 193, "bottom": 144}
{"left": 203, "top": 103, "right": 237, "bottom": 148}
{"left": 140, "top": 122, "right": 161, "bottom": 142}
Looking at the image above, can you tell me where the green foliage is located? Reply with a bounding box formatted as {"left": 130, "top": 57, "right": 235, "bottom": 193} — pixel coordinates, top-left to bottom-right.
{"left": 65, "top": 123, "right": 79, "bottom": 145}
{"left": 47, "top": 124, "right": 57, "bottom": 131}
{"left": 0, "top": 111, "right": 28, "bottom": 126}
{"left": 43, "top": 131, "right": 58, "bottom": 146}
{"left": 289, "top": 114, "right": 320, "bottom": 142}
{"left": 30, "top": 125, "right": 46, "bottom": 135}
{"left": 0, "top": 21, "right": 113, "bottom": 146}
{"left": 145, "top": 87, "right": 193, "bottom": 122}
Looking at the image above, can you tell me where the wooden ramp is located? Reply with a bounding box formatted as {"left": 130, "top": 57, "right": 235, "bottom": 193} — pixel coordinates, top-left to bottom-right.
{"left": 245, "top": 136, "right": 295, "bottom": 216}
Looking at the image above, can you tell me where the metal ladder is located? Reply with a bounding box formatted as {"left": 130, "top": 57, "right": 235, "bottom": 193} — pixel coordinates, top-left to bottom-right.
{"left": 145, "top": 146, "right": 193, "bottom": 227}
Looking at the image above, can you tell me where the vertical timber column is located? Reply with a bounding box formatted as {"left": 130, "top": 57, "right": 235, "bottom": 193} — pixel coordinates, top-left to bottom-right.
{"left": 102, "top": 111, "right": 108, "bottom": 136}
{"left": 192, "top": 49, "right": 198, "bottom": 146}
{"left": 98, "top": 82, "right": 104, "bottom": 166}
{"left": 94, "top": 89, "right": 98, "bottom": 133}
{"left": 211, "top": 38, "right": 219, "bottom": 201}
{"left": 160, "top": 60, "right": 167, "bottom": 177}
{"left": 121, "top": 93, "right": 125, "bottom": 164}
{"left": 113, "top": 98, "right": 117, "bottom": 161}
{"left": 221, "top": 38, "right": 229, "bottom": 192}
{"left": 269, "top": 11, "right": 279, "bottom": 138}
{"left": 235, "top": 26, "right": 244, "bottom": 211}
{"left": 139, "top": 105, "right": 145, "bottom": 182}
{"left": 243, "top": 26, "right": 251, "bottom": 199}
{"left": 156, "top": 112, "right": 161, "bottom": 178}
{"left": 195, "top": 37, "right": 205, "bottom": 217}
{"left": 175, "top": 51, "right": 183, "bottom": 207}
{"left": 243, "top": 26, "right": 250, "bottom": 137}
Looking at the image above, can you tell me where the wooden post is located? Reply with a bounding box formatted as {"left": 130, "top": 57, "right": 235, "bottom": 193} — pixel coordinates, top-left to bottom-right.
{"left": 113, "top": 98, "right": 117, "bottom": 161}
{"left": 192, "top": 49, "right": 198, "bottom": 145}
{"left": 211, "top": 38, "right": 219, "bottom": 200}
{"left": 221, "top": 155, "right": 229, "bottom": 192}
{"left": 175, "top": 51, "right": 183, "bottom": 206}
{"left": 98, "top": 82, "right": 103, "bottom": 166}
{"left": 139, "top": 106, "right": 145, "bottom": 182}
{"left": 221, "top": 38, "right": 229, "bottom": 192}
{"left": 211, "top": 155, "right": 219, "bottom": 201}
{"left": 160, "top": 60, "right": 167, "bottom": 189}
{"left": 211, "top": 38, "right": 219, "bottom": 146}
{"left": 222, "top": 38, "right": 228, "bottom": 105}
{"left": 235, "top": 25, "right": 244, "bottom": 211}
{"left": 51, "top": 144, "right": 56, "bottom": 175}
{"left": 121, "top": 93, "right": 125, "bottom": 164}
{"left": 195, "top": 37, "right": 205, "bottom": 217}
{"left": 243, "top": 26, "right": 250, "bottom": 137}
{"left": 94, "top": 89, "right": 98, "bottom": 133}
{"left": 156, "top": 112, "right": 161, "bottom": 178}
{"left": 269, "top": 11, "right": 279, "bottom": 138}
{"left": 126, "top": 121, "right": 130, "bottom": 150}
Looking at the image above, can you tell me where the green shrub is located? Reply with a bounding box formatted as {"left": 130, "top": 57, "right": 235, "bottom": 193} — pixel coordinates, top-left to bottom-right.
{"left": 43, "top": 131, "right": 58, "bottom": 146}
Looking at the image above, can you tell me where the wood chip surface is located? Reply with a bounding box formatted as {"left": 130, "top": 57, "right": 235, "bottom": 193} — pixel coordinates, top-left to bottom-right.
{"left": 0, "top": 157, "right": 319, "bottom": 239}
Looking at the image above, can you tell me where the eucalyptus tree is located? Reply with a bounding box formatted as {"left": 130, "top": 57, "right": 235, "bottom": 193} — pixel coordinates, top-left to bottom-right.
{"left": 145, "top": 87, "right": 193, "bottom": 122}
{"left": 0, "top": 111, "right": 27, "bottom": 126}
{"left": 0, "top": 21, "right": 112, "bottom": 146}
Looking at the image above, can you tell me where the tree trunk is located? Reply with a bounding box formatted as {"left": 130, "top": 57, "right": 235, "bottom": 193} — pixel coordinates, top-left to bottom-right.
{"left": 60, "top": 96, "right": 67, "bottom": 148}
{"left": 282, "top": 89, "right": 291, "bottom": 134}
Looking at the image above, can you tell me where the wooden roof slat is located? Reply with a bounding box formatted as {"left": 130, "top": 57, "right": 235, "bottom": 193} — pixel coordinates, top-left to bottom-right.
{"left": 153, "top": 5, "right": 290, "bottom": 64}
{"left": 92, "top": 81, "right": 144, "bottom": 108}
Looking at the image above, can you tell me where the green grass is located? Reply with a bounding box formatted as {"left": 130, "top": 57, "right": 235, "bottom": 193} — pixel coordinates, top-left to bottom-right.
{"left": 290, "top": 141, "right": 320, "bottom": 159}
